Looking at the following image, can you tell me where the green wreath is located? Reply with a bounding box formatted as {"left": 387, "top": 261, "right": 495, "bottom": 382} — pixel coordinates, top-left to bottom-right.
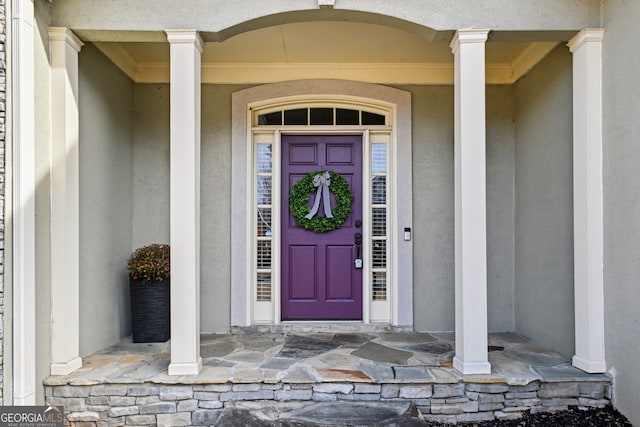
{"left": 289, "top": 170, "right": 352, "bottom": 233}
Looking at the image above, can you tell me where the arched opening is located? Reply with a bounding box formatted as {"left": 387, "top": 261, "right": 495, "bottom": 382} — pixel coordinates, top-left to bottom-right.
{"left": 230, "top": 80, "right": 413, "bottom": 327}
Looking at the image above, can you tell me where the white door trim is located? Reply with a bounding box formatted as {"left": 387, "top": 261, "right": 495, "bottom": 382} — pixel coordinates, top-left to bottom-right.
{"left": 231, "top": 80, "right": 412, "bottom": 327}
{"left": 278, "top": 132, "right": 366, "bottom": 322}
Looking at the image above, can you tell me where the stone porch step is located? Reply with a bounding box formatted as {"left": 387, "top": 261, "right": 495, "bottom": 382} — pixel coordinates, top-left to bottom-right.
{"left": 44, "top": 331, "right": 611, "bottom": 425}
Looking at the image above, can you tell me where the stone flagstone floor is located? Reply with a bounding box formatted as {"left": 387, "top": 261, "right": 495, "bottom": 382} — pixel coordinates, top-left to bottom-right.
{"left": 47, "top": 330, "right": 608, "bottom": 386}
{"left": 45, "top": 329, "right": 612, "bottom": 426}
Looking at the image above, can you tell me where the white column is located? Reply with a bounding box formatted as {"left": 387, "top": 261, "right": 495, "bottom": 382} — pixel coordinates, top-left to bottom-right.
{"left": 12, "top": 0, "right": 36, "bottom": 403}
{"left": 166, "top": 30, "right": 203, "bottom": 376}
{"left": 568, "top": 29, "right": 607, "bottom": 374}
{"left": 48, "top": 27, "right": 83, "bottom": 376}
{"left": 450, "top": 30, "right": 491, "bottom": 375}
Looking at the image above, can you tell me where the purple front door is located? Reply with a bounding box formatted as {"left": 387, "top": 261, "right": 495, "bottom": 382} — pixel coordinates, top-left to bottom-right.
{"left": 281, "top": 135, "right": 363, "bottom": 320}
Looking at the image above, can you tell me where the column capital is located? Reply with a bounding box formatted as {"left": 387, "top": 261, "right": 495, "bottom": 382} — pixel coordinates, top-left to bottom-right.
{"left": 166, "top": 29, "right": 204, "bottom": 53}
{"left": 567, "top": 28, "right": 604, "bottom": 53}
{"left": 450, "top": 29, "right": 490, "bottom": 53}
{"left": 48, "top": 27, "right": 84, "bottom": 52}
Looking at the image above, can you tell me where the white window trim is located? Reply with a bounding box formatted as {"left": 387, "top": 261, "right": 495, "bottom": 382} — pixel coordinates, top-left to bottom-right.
{"left": 231, "top": 80, "right": 412, "bottom": 327}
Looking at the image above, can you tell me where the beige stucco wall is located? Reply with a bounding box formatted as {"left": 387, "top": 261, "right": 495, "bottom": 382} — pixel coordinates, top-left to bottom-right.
{"left": 513, "top": 45, "right": 575, "bottom": 357}
{"left": 486, "top": 85, "right": 517, "bottom": 332}
{"left": 78, "top": 44, "right": 135, "bottom": 356}
{"left": 131, "top": 84, "right": 169, "bottom": 247}
{"left": 409, "top": 85, "right": 455, "bottom": 331}
{"left": 602, "top": 1, "right": 640, "bottom": 424}
{"left": 408, "top": 84, "right": 515, "bottom": 332}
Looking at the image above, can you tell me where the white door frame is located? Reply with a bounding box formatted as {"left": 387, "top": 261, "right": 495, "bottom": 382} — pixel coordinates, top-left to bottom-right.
{"left": 231, "top": 80, "right": 413, "bottom": 327}
{"left": 277, "top": 131, "right": 367, "bottom": 322}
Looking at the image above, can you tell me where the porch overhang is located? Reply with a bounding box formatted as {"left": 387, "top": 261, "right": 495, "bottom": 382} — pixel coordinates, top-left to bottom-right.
{"left": 49, "top": 0, "right": 600, "bottom": 37}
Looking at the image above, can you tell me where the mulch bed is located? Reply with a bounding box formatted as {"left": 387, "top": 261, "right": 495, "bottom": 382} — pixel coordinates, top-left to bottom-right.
{"left": 423, "top": 407, "right": 633, "bottom": 427}
{"left": 214, "top": 405, "right": 633, "bottom": 426}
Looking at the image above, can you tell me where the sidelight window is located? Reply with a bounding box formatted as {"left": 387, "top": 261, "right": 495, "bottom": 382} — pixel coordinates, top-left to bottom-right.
{"left": 370, "top": 140, "right": 388, "bottom": 301}
{"left": 256, "top": 141, "right": 273, "bottom": 301}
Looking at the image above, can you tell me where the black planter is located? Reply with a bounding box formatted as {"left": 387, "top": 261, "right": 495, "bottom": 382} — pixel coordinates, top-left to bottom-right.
{"left": 130, "top": 277, "right": 170, "bottom": 343}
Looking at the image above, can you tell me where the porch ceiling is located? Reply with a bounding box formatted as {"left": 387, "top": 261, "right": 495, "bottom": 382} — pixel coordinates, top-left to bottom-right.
{"left": 93, "top": 22, "right": 559, "bottom": 85}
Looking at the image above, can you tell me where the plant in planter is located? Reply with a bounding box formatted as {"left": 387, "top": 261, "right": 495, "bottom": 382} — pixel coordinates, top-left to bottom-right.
{"left": 127, "top": 243, "right": 170, "bottom": 343}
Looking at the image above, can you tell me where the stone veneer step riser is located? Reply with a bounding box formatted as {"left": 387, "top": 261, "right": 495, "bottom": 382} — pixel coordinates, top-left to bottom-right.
{"left": 47, "top": 380, "right": 611, "bottom": 426}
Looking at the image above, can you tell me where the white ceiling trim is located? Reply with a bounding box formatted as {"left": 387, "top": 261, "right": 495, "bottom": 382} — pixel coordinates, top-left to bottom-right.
{"left": 95, "top": 42, "right": 558, "bottom": 85}
{"left": 511, "top": 42, "right": 559, "bottom": 82}
{"left": 94, "top": 42, "right": 137, "bottom": 81}
{"left": 139, "top": 62, "right": 456, "bottom": 85}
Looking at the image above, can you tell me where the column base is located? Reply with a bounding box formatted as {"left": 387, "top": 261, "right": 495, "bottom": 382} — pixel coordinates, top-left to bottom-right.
{"left": 453, "top": 356, "right": 491, "bottom": 375}
{"left": 572, "top": 355, "right": 607, "bottom": 373}
{"left": 168, "top": 357, "right": 203, "bottom": 376}
{"left": 50, "top": 356, "right": 83, "bottom": 376}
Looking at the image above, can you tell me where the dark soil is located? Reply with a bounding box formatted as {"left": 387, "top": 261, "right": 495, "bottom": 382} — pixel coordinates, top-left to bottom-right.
{"left": 422, "top": 407, "right": 633, "bottom": 427}
{"left": 214, "top": 406, "right": 633, "bottom": 426}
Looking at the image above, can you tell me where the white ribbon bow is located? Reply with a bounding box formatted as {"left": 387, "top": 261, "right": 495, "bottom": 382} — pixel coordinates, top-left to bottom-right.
{"left": 305, "top": 171, "right": 333, "bottom": 219}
